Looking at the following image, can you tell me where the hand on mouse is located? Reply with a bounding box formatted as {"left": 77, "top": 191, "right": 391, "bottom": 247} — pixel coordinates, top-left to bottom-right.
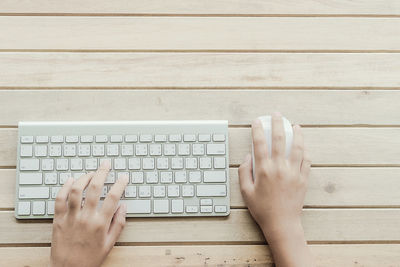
{"left": 238, "top": 112, "right": 314, "bottom": 267}
{"left": 50, "top": 161, "right": 129, "bottom": 267}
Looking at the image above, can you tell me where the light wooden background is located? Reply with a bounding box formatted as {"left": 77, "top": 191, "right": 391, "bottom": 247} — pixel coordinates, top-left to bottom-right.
{"left": 0, "top": 1, "right": 400, "bottom": 266}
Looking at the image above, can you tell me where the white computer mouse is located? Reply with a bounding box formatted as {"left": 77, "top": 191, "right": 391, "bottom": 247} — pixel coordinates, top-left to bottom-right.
{"left": 252, "top": 115, "right": 293, "bottom": 178}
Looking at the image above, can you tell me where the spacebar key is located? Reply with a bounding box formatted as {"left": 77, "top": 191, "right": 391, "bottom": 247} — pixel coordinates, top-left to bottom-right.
{"left": 121, "top": 200, "right": 151, "bottom": 214}
{"left": 197, "top": 185, "right": 227, "bottom": 197}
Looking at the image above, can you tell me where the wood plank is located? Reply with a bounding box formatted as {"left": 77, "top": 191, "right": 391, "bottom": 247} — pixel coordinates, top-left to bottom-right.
{"left": 1, "top": 244, "right": 400, "bottom": 267}
{"left": 3, "top": 168, "right": 400, "bottom": 209}
{"left": 1, "top": 0, "right": 400, "bottom": 15}
{"left": 0, "top": 17, "right": 400, "bottom": 50}
{"left": 1, "top": 53, "right": 400, "bottom": 88}
{"left": 0, "top": 90, "right": 399, "bottom": 125}
{"left": 2, "top": 127, "right": 400, "bottom": 166}
{"left": 1, "top": 209, "right": 400, "bottom": 243}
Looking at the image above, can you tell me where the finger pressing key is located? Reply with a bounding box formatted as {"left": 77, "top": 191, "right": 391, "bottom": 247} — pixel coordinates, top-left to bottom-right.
{"left": 102, "top": 175, "right": 129, "bottom": 224}
{"left": 84, "top": 160, "right": 111, "bottom": 212}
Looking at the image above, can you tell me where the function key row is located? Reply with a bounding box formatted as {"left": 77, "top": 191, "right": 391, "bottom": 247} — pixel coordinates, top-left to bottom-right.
{"left": 20, "top": 134, "right": 225, "bottom": 144}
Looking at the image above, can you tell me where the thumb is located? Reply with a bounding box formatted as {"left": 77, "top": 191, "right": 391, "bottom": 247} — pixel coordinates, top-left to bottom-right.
{"left": 238, "top": 154, "right": 254, "bottom": 199}
{"left": 105, "top": 203, "right": 126, "bottom": 252}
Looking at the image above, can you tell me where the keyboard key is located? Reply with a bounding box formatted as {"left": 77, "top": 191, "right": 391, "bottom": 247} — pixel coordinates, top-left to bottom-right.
{"left": 183, "top": 134, "right": 196, "bottom": 142}
{"left": 185, "top": 158, "right": 197, "bottom": 169}
{"left": 163, "top": 144, "right": 176, "bottom": 156}
{"left": 78, "top": 144, "right": 91, "bottom": 156}
{"left": 105, "top": 172, "right": 116, "bottom": 183}
{"left": 121, "top": 144, "right": 134, "bottom": 156}
{"left": 178, "top": 144, "right": 190, "bottom": 156}
{"left": 153, "top": 199, "right": 169, "bottom": 213}
{"left": 146, "top": 171, "right": 158, "bottom": 183}
{"left": 200, "top": 206, "right": 213, "bottom": 213}
{"left": 32, "top": 201, "right": 46, "bottom": 215}
{"left": 182, "top": 185, "right": 194, "bottom": 197}
{"left": 66, "top": 136, "right": 79, "bottom": 143}
{"left": 47, "top": 201, "right": 55, "bottom": 215}
{"left": 51, "top": 136, "right": 64, "bottom": 143}
{"left": 110, "top": 135, "right": 123, "bottom": 143}
{"left": 128, "top": 158, "right": 141, "bottom": 170}
{"left": 169, "top": 134, "right": 181, "bottom": 142}
{"left": 59, "top": 173, "right": 71, "bottom": 185}
{"left": 171, "top": 158, "right": 183, "bottom": 169}
{"left": 42, "top": 159, "right": 55, "bottom": 171}
{"left": 192, "top": 144, "right": 205, "bottom": 155}
{"left": 36, "top": 136, "right": 49, "bottom": 143}
{"left": 92, "top": 144, "right": 105, "bottom": 156}
{"left": 49, "top": 145, "right": 62, "bottom": 157}
{"left": 154, "top": 134, "right": 167, "bottom": 142}
{"left": 206, "top": 144, "right": 226, "bottom": 155}
{"left": 35, "top": 145, "right": 47, "bottom": 157}
{"left": 203, "top": 171, "right": 226, "bottom": 183}
{"left": 213, "top": 157, "right": 226, "bottom": 169}
{"left": 156, "top": 158, "right": 169, "bottom": 169}
{"left": 44, "top": 173, "right": 58, "bottom": 185}
{"left": 63, "top": 144, "right": 76, "bottom": 157}
{"left": 20, "top": 159, "right": 40, "bottom": 171}
{"left": 131, "top": 172, "right": 144, "bottom": 183}
{"left": 198, "top": 134, "right": 211, "bottom": 142}
{"left": 19, "top": 173, "right": 42, "bottom": 185}
{"left": 139, "top": 185, "right": 151, "bottom": 198}
{"left": 186, "top": 206, "right": 198, "bottom": 213}
{"left": 125, "top": 135, "right": 138, "bottom": 143}
{"left": 171, "top": 199, "right": 184, "bottom": 213}
{"left": 149, "top": 144, "right": 162, "bottom": 156}
{"left": 213, "top": 134, "right": 225, "bottom": 142}
{"left": 56, "top": 159, "right": 69, "bottom": 171}
{"left": 140, "top": 134, "right": 152, "bottom": 142}
{"left": 189, "top": 171, "right": 201, "bottom": 183}
{"left": 19, "top": 187, "right": 49, "bottom": 199}
{"left": 175, "top": 171, "right": 187, "bottom": 183}
{"left": 114, "top": 158, "right": 126, "bottom": 170}
{"left": 17, "top": 201, "right": 31, "bottom": 215}
{"left": 153, "top": 186, "right": 166, "bottom": 197}
{"left": 51, "top": 187, "right": 61, "bottom": 198}
{"left": 142, "top": 158, "right": 155, "bottom": 170}
{"left": 121, "top": 200, "right": 151, "bottom": 214}
{"left": 20, "top": 145, "right": 33, "bottom": 157}
{"left": 135, "top": 144, "right": 148, "bottom": 156}
{"left": 160, "top": 172, "right": 173, "bottom": 183}
{"left": 81, "top": 135, "right": 93, "bottom": 143}
{"left": 107, "top": 144, "right": 119, "bottom": 156}
{"left": 215, "top": 205, "right": 227, "bottom": 213}
{"left": 197, "top": 185, "right": 227, "bottom": 197}
{"left": 167, "top": 185, "right": 180, "bottom": 197}
{"left": 95, "top": 135, "right": 108, "bottom": 143}
{"left": 21, "top": 136, "right": 34, "bottom": 144}
{"left": 125, "top": 186, "right": 137, "bottom": 198}
{"left": 71, "top": 158, "right": 83, "bottom": 170}
{"left": 199, "top": 157, "right": 212, "bottom": 169}
{"left": 85, "top": 158, "right": 98, "bottom": 170}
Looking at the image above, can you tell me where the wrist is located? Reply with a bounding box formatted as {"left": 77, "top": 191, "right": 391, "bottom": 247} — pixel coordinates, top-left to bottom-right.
{"left": 261, "top": 218, "right": 305, "bottom": 244}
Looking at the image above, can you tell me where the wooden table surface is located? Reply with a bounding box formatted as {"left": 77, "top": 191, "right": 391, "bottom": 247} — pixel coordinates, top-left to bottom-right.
{"left": 0, "top": 1, "right": 400, "bottom": 266}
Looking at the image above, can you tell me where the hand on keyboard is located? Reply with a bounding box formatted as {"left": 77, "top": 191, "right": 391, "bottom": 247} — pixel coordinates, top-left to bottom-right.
{"left": 238, "top": 113, "right": 314, "bottom": 267}
{"left": 50, "top": 161, "right": 129, "bottom": 267}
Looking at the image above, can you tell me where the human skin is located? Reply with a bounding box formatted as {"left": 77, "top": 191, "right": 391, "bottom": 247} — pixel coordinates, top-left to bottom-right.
{"left": 238, "top": 113, "right": 315, "bottom": 267}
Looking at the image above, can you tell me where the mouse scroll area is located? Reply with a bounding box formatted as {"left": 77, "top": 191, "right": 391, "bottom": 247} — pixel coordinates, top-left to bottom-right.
{"left": 251, "top": 115, "right": 293, "bottom": 179}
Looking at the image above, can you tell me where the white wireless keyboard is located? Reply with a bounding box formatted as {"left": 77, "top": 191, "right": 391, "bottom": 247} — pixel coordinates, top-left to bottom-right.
{"left": 15, "top": 121, "right": 230, "bottom": 219}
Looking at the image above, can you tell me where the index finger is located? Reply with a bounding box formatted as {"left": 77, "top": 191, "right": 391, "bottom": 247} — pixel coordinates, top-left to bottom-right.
{"left": 101, "top": 175, "right": 129, "bottom": 223}
{"left": 252, "top": 119, "right": 268, "bottom": 169}
{"left": 271, "top": 112, "right": 286, "bottom": 159}
{"left": 83, "top": 160, "right": 111, "bottom": 212}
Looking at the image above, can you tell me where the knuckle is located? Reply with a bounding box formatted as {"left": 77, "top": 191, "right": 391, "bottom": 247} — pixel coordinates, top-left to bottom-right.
{"left": 55, "top": 194, "right": 64, "bottom": 203}
{"left": 108, "top": 191, "right": 121, "bottom": 202}
{"left": 89, "top": 182, "right": 101, "bottom": 191}
{"left": 70, "top": 184, "right": 81, "bottom": 195}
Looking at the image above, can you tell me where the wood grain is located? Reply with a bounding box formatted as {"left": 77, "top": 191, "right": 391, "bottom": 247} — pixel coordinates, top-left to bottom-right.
{"left": 3, "top": 168, "right": 400, "bottom": 209}
{"left": 1, "top": 0, "right": 400, "bottom": 15}
{"left": 1, "top": 245, "right": 400, "bottom": 267}
{"left": 2, "top": 127, "right": 400, "bottom": 166}
{"left": 1, "top": 17, "right": 400, "bottom": 50}
{"left": 1, "top": 53, "right": 400, "bottom": 88}
{"left": 1, "top": 209, "right": 400, "bottom": 244}
{"left": 0, "top": 90, "right": 399, "bottom": 125}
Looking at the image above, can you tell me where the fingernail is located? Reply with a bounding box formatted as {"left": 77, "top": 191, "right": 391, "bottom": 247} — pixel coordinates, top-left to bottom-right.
{"left": 273, "top": 111, "right": 281, "bottom": 117}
